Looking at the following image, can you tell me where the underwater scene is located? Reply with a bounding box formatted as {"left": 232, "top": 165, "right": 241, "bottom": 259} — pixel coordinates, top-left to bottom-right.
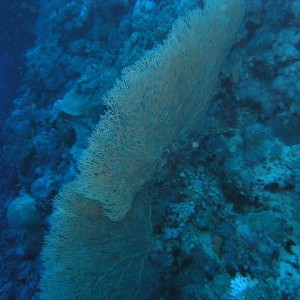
{"left": 0, "top": 0, "right": 299, "bottom": 299}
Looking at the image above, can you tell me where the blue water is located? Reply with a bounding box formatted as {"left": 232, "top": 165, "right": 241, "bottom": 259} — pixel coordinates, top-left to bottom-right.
{"left": 0, "top": 0, "right": 36, "bottom": 130}
{"left": 0, "top": 0, "right": 299, "bottom": 299}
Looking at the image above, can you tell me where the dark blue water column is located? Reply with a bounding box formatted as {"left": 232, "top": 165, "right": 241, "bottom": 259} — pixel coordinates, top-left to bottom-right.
{"left": 0, "top": 0, "right": 38, "bottom": 125}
